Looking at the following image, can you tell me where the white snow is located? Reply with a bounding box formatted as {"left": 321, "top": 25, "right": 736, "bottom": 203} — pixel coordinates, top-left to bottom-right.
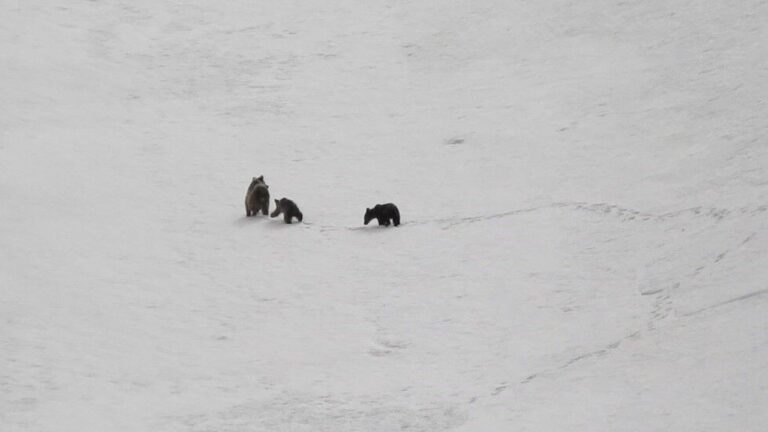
{"left": 2, "top": 1, "right": 767, "bottom": 430}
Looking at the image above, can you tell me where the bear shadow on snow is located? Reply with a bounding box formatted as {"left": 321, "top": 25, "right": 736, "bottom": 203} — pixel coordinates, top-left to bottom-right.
{"left": 234, "top": 212, "right": 274, "bottom": 226}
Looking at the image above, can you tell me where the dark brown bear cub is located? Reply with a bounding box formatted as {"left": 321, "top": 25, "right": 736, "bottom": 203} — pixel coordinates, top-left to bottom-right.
{"left": 271, "top": 198, "right": 303, "bottom": 224}
{"left": 364, "top": 203, "right": 400, "bottom": 227}
{"left": 245, "top": 176, "right": 270, "bottom": 216}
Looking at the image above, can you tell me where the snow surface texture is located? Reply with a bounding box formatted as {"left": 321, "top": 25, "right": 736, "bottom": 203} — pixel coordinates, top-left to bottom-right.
{"left": 2, "top": 1, "right": 767, "bottom": 431}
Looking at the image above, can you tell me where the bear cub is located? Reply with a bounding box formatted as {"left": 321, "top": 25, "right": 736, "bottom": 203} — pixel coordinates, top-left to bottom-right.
{"left": 245, "top": 176, "right": 270, "bottom": 217}
{"left": 271, "top": 198, "right": 303, "bottom": 224}
{"left": 364, "top": 203, "right": 400, "bottom": 227}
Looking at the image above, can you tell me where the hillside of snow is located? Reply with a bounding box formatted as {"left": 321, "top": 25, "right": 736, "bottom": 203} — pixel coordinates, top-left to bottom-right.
{"left": 2, "top": 1, "right": 767, "bottom": 430}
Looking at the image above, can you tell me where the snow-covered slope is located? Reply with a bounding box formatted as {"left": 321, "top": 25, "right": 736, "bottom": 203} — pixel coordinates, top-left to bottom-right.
{"left": 2, "top": 1, "right": 766, "bottom": 430}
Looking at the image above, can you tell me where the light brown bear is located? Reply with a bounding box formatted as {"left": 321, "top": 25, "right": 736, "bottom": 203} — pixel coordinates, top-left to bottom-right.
{"left": 245, "top": 176, "right": 270, "bottom": 216}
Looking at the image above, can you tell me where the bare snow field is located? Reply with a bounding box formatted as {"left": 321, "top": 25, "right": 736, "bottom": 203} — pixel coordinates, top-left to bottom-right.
{"left": 2, "top": 1, "right": 767, "bottom": 431}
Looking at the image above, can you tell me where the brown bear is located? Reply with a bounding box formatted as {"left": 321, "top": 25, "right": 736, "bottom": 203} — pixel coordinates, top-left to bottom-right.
{"left": 364, "top": 203, "right": 400, "bottom": 227}
{"left": 270, "top": 198, "right": 303, "bottom": 224}
{"left": 245, "top": 176, "right": 270, "bottom": 216}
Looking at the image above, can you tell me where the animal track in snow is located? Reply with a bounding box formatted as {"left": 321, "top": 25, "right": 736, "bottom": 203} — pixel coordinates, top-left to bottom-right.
{"left": 515, "top": 330, "right": 641, "bottom": 387}
{"left": 368, "top": 337, "right": 409, "bottom": 357}
{"left": 291, "top": 203, "right": 766, "bottom": 239}
{"left": 680, "top": 288, "right": 768, "bottom": 317}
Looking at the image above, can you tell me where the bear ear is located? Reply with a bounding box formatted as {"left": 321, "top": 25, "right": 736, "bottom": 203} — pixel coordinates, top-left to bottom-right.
{"left": 366, "top": 208, "right": 370, "bottom": 212}
{"left": 258, "top": 175, "right": 263, "bottom": 181}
